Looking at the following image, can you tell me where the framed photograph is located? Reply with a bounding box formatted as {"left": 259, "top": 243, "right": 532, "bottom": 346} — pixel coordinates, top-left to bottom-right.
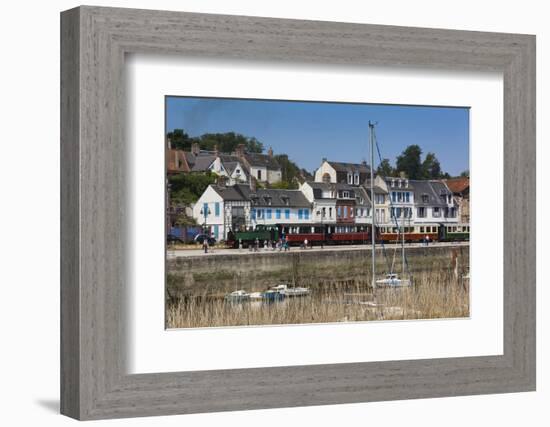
{"left": 61, "top": 6, "right": 535, "bottom": 420}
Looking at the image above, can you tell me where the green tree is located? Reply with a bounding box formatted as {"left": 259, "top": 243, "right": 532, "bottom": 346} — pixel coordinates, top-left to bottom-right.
{"left": 376, "top": 158, "right": 394, "bottom": 177}
{"left": 272, "top": 154, "right": 309, "bottom": 189}
{"left": 421, "top": 152, "right": 442, "bottom": 179}
{"left": 168, "top": 172, "right": 216, "bottom": 205}
{"left": 167, "top": 129, "right": 193, "bottom": 150}
{"left": 395, "top": 145, "right": 423, "bottom": 179}
{"left": 460, "top": 170, "right": 469, "bottom": 177}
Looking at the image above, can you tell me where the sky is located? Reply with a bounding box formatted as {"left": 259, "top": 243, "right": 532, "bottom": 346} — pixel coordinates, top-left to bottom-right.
{"left": 165, "top": 96, "right": 469, "bottom": 177}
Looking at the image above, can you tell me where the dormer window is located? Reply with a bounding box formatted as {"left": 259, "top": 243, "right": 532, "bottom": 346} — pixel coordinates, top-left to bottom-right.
{"left": 347, "top": 173, "right": 353, "bottom": 184}
{"left": 343, "top": 191, "right": 350, "bottom": 198}
{"left": 405, "top": 179, "right": 409, "bottom": 188}
{"left": 422, "top": 194, "right": 429, "bottom": 203}
{"left": 354, "top": 173, "right": 359, "bottom": 185}
{"left": 391, "top": 179, "right": 395, "bottom": 188}
{"left": 264, "top": 196, "right": 272, "bottom": 205}
{"left": 398, "top": 180, "right": 402, "bottom": 188}
{"left": 281, "top": 196, "right": 290, "bottom": 206}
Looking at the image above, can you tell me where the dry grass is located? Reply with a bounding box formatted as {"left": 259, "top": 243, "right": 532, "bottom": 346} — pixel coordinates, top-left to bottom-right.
{"left": 166, "top": 269, "right": 469, "bottom": 329}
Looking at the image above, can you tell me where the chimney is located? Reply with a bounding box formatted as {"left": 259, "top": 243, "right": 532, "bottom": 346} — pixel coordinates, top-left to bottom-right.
{"left": 214, "top": 144, "right": 219, "bottom": 157}
{"left": 191, "top": 142, "right": 200, "bottom": 156}
{"left": 268, "top": 147, "right": 273, "bottom": 158}
{"left": 235, "top": 143, "right": 245, "bottom": 158}
{"left": 322, "top": 157, "right": 327, "bottom": 163}
{"left": 249, "top": 176, "right": 257, "bottom": 192}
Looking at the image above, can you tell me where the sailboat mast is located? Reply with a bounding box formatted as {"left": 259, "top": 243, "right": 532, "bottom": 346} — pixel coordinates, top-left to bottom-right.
{"left": 369, "top": 121, "right": 376, "bottom": 289}
{"left": 402, "top": 208, "right": 405, "bottom": 278}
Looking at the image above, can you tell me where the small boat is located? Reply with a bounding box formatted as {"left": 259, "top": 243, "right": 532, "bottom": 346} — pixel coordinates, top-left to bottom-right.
{"left": 375, "top": 273, "right": 411, "bottom": 288}
{"left": 249, "top": 291, "right": 264, "bottom": 300}
{"left": 224, "top": 290, "right": 250, "bottom": 302}
{"left": 271, "top": 284, "right": 310, "bottom": 297}
{"left": 262, "top": 289, "right": 285, "bottom": 302}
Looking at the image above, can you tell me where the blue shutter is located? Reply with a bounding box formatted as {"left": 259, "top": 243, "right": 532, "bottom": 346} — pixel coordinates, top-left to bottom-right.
{"left": 251, "top": 209, "right": 256, "bottom": 220}
{"left": 304, "top": 209, "right": 309, "bottom": 220}
{"left": 266, "top": 209, "right": 272, "bottom": 219}
{"left": 298, "top": 209, "right": 303, "bottom": 219}
{"left": 276, "top": 209, "right": 281, "bottom": 219}
{"left": 285, "top": 209, "right": 290, "bottom": 219}
{"left": 215, "top": 202, "right": 220, "bottom": 216}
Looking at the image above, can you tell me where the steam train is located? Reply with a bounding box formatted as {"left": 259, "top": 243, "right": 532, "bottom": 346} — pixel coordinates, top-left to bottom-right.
{"left": 226, "top": 223, "right": 469, "bottom": 248}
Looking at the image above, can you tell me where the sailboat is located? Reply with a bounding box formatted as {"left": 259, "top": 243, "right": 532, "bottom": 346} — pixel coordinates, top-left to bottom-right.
{"left": 368, "top": 121, "right": 412, "bottom": 289}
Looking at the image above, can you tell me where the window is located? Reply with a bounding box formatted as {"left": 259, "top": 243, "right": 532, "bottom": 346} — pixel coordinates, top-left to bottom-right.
{"left": 215, "top": 202, "right": 220, "bottom": 216}
{"left": 347, "top": 173, "right": 353, "bottom": 184}
{"left": 396, "top": 207, "right": 402, "bottom": 218}
{"left": 298, "top": 209, "right": 303, "bottom": 219}
{"left": 420, "top": 226, "right": 425, "bottom": 233}
{"left": 266, "top": 209, "right": 272, "bottom": 219}
{"left": 251, "top": 209, "right": 256, "bottom": 220}
{"left": 257, "top": 209, "right": 264, "bottom": 219}
{"left": 392, "top": 192, "right": 397, "bottom": 202}
{"left": 329, "top": 207, "right": 333, "bottom": 218}
{"left": 417, "top": 207, "right": 426, "bottom": 218}
{"left": 257, "top": 169, "right": 262, "bottom": 180}
{"left": 337, "top": 207, "right": 342, "bottom": 217}
{"left": 235, "top": 169, "right": 240, "bottom": 174}
{"left": 322, "top": 173, "right": 331, "bottom": 183}
{"left": 433, "top": 207, "right": 441, "bottom": 217}
{"left": 354, "top": 173, "right": 359, "bottom": 185}
{"left": 276, "top": 209, "right": 281, "bottom": 219}
{"left": 304, "top": 209, "right": 309, "bottom": 220}
{"left": 422, "top": 194, "right": 429, "bottom": 203}
{"left": 405, "top": 192, "right": 410, "bottom": 203}
{"left": 285, "top": 209, "right": 290, "bottom": 219}
{"left": 398, "top": 192, "right": 403, "bottom": 202}
{"left": 343, "top": 191, "right": 350, "bottom": 198}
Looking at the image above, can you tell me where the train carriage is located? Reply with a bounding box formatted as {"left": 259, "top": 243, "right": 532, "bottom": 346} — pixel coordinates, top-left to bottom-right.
{"left": 438, "top": 223, "right": 470, "bottom": 242}
{"left": 378, "top": 224, "right": 440, "bottom": 243}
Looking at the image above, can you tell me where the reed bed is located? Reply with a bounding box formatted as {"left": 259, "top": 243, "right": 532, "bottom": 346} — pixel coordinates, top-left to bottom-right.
{"left": 166, "top": 269, "right": 469, "bottom": 329}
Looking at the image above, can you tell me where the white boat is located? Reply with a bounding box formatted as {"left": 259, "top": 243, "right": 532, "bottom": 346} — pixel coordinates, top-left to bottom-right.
{"left": 249, "top": 292, "right": 264, "bottom": 300}
{"left": 271, "top": 284, "right": 310, "bottom": 297}
{"left": 376, "top": 273, "right": 411, "bottom": 288}
{"left": 224, "top": 290, "right": 250, "bottom": 302}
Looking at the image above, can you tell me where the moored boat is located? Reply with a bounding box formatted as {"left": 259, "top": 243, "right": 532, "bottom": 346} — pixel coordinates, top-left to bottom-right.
{"left": 224, "top": 290, "right": 250, "bottom": 302}
{"left": 271, "top": 283, "right": 310, "bottom": 297}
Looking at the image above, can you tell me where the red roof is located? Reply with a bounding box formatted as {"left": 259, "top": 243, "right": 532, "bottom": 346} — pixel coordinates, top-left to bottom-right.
{"left": 444, "top": 177, "right": 469, "bottom": 193}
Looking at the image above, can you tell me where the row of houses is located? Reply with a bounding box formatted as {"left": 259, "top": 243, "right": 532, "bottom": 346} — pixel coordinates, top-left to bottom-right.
{"left": 191, "top": 159, "right": 470, "bottom": 241}
{"left": 167, "top": 140, "right": 283, "bottom": 185}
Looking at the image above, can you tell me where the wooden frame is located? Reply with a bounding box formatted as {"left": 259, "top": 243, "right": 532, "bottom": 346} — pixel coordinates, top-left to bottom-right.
{"left": 61, "top": 6, "right": 536, "bottom": 420}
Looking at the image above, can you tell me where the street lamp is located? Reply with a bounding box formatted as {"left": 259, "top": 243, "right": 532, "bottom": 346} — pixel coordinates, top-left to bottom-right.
{"left": 316, "top": 207, "right": 325, "bottom": 249}
{"left": 200, "top": 206, "right": 211, "bottom": 235}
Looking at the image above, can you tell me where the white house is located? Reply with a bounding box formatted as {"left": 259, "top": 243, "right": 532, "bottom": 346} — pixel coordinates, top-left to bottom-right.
{"left": 207, "top": 155, "right": 249, "bottom": 185}
{"left": 314, "top": 159, "right": 370, "bottom": 185}
{"left": 410, "top": 180, "right": 458, "bottom": 236}
{"left": 192, "top": 185, "right": 226, "bottom": 240}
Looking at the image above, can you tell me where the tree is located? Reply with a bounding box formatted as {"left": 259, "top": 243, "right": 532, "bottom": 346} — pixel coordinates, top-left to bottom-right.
{"left": 395, "top": 145, "right": 423, "bottom": 179}
{"left": 460, "top": 170, "right": 469, "bottom": 177}
{"left": 272, "top": 154, "right": 308, "bottom": 189}
{"left": 376, "top": 158, "right": 394, "bottom": 177}
{"left": 421, "top": 152, "right": 442, "bottom": 179}
{"left": 168, "top": 172, "right": 216, "bottom": 205}
{"left": 167, "top": 129, "right": 193, "bottom": 150}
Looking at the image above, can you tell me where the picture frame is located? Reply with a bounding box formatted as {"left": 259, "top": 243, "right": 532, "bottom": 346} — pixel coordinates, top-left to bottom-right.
{"left": 60, "top": 5, "right": 535, "bottom": 420}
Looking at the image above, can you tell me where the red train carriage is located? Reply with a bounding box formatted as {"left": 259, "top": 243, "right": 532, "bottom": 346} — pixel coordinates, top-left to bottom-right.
{"left": 277, "top": 223, "right": 376, "bottom": 246}
{"left": 377, "top": 224, "right": 439, "bottom": 243}
{"left": 277, "top": 224, "right": 325, "bottom": 246}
